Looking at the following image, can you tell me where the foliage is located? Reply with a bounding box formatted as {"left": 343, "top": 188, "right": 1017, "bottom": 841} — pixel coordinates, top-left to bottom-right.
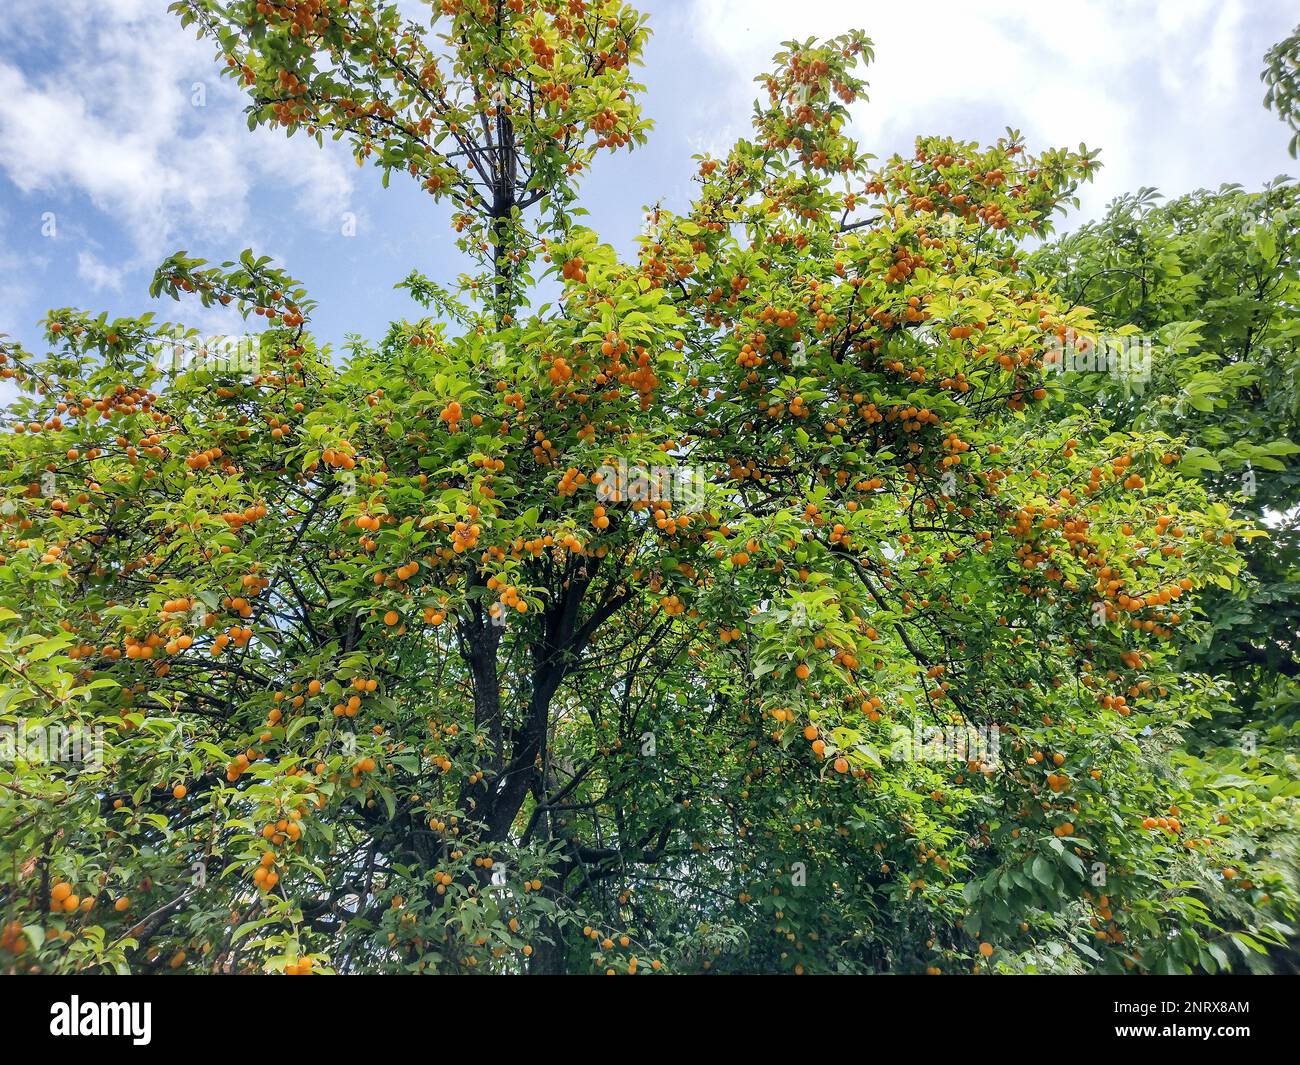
{"left": 1264, "top": 24, "right": 1300, "bottom": 158}
{"left": 0, "top": 0, "right": 1294, "bottom": 975}
{"left": 1030, "top": 181, "right": 1300, "bottom": 968}
{"left": 1031, "top": 182, "right": 1300, "bottom": 705}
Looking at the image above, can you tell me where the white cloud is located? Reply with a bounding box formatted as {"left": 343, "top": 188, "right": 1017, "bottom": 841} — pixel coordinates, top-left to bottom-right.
{"left": 679, "top": 0, "right": 1296, "bottom": 228}
{"left": 0, "top": 0, "right": 355, "bottom": 261}
{"left": 76, "top": 250, "right": 126, "bottom": 292}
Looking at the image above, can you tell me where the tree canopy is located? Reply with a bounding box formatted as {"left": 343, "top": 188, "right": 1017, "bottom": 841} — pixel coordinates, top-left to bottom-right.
{"left": 1, "top": 0, "right": 1296, "bottom": 975}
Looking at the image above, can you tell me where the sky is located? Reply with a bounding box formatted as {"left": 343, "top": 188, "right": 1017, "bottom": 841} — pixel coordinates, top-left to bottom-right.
{"left": 0, "top": 0, "right": 1297, "bottom": 364}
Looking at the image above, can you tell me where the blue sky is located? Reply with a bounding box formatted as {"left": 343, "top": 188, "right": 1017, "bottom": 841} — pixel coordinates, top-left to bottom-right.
{"left": 1, "top": 0, "right": 1297, "bottom": 364}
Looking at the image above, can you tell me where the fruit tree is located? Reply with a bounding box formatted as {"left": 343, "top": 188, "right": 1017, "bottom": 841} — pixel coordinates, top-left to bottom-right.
{"left": 0, "top": 0, "right": 1294, "bottom": 974}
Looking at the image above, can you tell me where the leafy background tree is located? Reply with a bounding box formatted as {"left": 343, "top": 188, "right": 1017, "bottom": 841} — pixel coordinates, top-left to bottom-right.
{"left": 0, "top": 0, "right": 1296, "bottom": 974}
{"left": 1263, "top": 23, "right": 1300, "bottom": 158}
{"left": 1031, "top": 178, "right": 1300, "bottom": 970}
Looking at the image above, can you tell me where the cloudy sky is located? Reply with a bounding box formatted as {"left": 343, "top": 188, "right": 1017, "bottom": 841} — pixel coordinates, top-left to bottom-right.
{"left": 0, "top": 0, "right": 1296, "bottom": 357}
